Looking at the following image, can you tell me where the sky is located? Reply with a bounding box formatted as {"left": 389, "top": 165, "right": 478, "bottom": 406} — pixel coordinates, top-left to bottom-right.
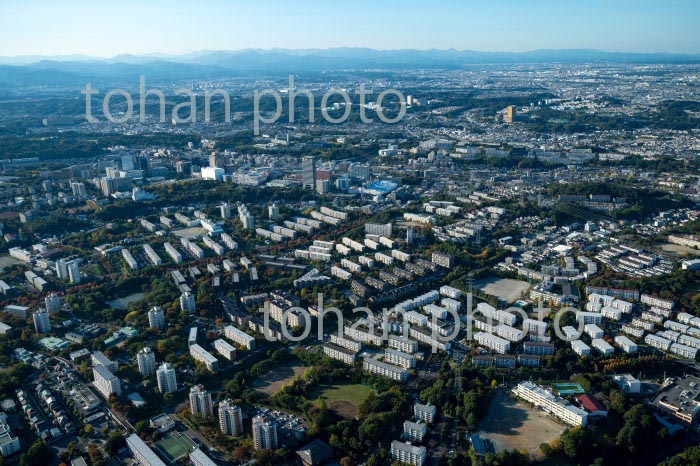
{"left": 0, "top": 0, "right": 699, "bottom": 57}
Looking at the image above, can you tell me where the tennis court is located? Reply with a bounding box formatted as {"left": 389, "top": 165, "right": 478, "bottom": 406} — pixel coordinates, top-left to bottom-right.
{"left": 155, "top": 433, "right": 196, "bottom": 463}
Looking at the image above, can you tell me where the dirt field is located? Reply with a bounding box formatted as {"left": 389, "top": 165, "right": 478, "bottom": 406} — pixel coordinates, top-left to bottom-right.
{"left": 477, "top": 277, "right": 531, "bottom": 303}
{"left": 252, "top": 363, "right": 307, "bottom": 396}
{"left": 657, "top": 242, "right": 700, "bottom": 257}
{"left": 478, "top": 392, "right": 566, "bottom": 460}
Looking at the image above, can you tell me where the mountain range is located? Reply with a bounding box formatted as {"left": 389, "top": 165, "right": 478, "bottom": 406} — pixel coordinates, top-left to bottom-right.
{"left": 0, "top": 48, "right": 699, "bottom": 88}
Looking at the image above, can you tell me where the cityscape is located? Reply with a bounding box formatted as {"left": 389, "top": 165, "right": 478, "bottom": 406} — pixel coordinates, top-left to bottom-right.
{"left": 1, "top": 2, "right": 700, "bottom": 466}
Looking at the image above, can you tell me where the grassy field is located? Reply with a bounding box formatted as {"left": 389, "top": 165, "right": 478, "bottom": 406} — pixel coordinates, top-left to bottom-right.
{"left": 307, "top": 383, "right": 375, "bottom": 419}
{"left": 252, "top": 361, "right": 308, "bottom": 396}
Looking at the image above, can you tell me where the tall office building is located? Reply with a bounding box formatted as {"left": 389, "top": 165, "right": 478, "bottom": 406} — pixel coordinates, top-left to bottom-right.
{"left": 148, "top": 306, "right": 166, "bottom": 330}
{"left": 156, "top": 363, "right": 177, "bottom": 394}
{"left": 180, "top": 291, "right": 196, "bottom": 314}
{"left": 136, "top": 347, "right": 156, "bottom": 377}
{"left": 218, "top": 400, "right": 244, "bottom": 436}
{"left": 189, "top": 384, "right": 213, "bottom": 420}
{"left": 33, "top": 309, "right": 50, "bottom": 333}
{"left": 252, "top": 415, "right": 278, "bottom": 450}
{"left": 302, "top": 156, "right": 316, "bottom": 190}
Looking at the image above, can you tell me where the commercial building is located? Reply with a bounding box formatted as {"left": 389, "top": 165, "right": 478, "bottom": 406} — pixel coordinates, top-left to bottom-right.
{"left": 650, "top": 376, "right": 700, "bottom": 424}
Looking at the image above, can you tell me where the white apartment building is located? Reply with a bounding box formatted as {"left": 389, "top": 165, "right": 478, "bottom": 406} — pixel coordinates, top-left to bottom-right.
{"left": 403, "top": 420, "right": 427, "bottom": 442}
{"left": 156, "top": 363, "right": 177, "bottom": 394}
{"left": 93, "top": 364, "right": 121, "bottom": 398}
{"left": 219, "top": 399, "right": 243, "bottom": 436}
{"left": 384, "top": 348, "right": 416, "bottom": 369}
{"left": 214, "top": 339, "right": 236, "bottom": 360}
{"left": 615, "top": 335, "right": 638, "bottom": 354}
{"left": 148, "top": 306, "right": 165, "bottom": 330}
{"left": 189, "top": 384, "right": 213, "bottom": 420}
{"left": 571, "top": 340, "right": 591, "bottom": 356}
{"left": 33, "top": 309, "right": 50, "bottom": 333}
{"left": 189, "top": 344, "right": 218, "bottom": 372}
{"left": 592, "top": 338, "right": 614, "bottom": 355}
{"left": 252, "top": 416, "right": 278, "bottom": 450}
{"left": 136, "top": 347, "right": 156, "bottom": 377}
{"left": 414, "top": 402, "right": 437, "bottom": 423}
{"left": 363, "top": 356, "right": 409, "bottom": 382}
{"left": 323, "top": 343, "right": 357, "bottom": 365}
{"left": 584, "top": 324, "right": 604, "bottom": 339}
{"left": 474, "top": 332, "right": 511, "bottom": 353}
{"left": 224, "top": 325, "right": 256, "bottom": 350}
{"left": 388, "top": 335, "right": 418, "bottom": 353}
{"left": 391, "top": 441, "right": 426, "bottom": 466}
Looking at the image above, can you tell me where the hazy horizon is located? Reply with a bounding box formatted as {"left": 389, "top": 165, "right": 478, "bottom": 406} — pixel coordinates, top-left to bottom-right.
{"left": 2, "top": 0, "right": 699, "bottom": 57}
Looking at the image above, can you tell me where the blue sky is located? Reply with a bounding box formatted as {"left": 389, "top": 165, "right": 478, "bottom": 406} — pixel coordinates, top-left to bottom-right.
{"left": 1, "top": 0, "right": 698, "bottom": 56}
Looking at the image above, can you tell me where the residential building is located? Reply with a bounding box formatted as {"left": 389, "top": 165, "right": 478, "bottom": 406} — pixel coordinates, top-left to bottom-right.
{"left": 218, "top": 399, "right": 243, "bottom": 436}
{"left": 414, "top": 402, "right": 436, "bottom": 423}
{"left": 156, "top": 363, "right": 177, "bottom": 394}
{"left": 136, "top": 347, "right": 156, "bottom": 377}
{"left": 92, "top": 365, "right": 121, "bottom": 399}
{"left": 148, "top": 306, "right": 165, "bottom": 330}
{"left": 252, "top": 415, "right": 279, "bottom": 450}
{"left": 33, "top": 309, "right": 50, "bottom": 333}
{"left": 391, "top": 441, "right": 426, "bottom": 466}
{"left": 189, "top": 385, "right": 213, "bottom": 420}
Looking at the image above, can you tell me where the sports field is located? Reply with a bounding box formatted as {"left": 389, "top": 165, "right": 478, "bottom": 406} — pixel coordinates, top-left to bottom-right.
{"left": 155, "top": 433, "right": 196, "bottom": 463}
{"left": 252, "top": 361, "right": 307, "bottom": 395}
{"left": 307, "top": 383, "right": 375, "bottom": 419}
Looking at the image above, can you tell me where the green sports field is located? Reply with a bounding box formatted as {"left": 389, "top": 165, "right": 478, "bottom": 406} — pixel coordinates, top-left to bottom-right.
{"left": 307, "top": 383, "right": 375, "bottom": 419}
{"left": 155, "top": 433, "right": 196, "bottom": 463}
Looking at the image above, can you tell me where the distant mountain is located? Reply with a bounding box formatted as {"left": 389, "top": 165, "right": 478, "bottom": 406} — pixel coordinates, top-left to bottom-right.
{"left": 0, "top": 48, "right": 698, "bottom": 88}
